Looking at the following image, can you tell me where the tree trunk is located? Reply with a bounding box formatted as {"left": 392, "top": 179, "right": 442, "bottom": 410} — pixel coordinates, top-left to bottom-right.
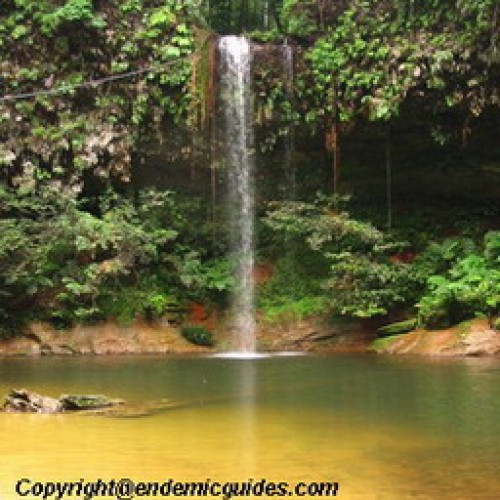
{"left": 331, "top": 79, "right": 340, "bottom": 194}
{"left": 385, "top": 126, "right": 392, "bottom": 232}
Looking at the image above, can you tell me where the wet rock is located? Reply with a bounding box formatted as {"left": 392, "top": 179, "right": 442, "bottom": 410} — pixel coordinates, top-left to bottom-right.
{"left": 258, "top": 316, "right": 378, "bottom": 353}
{"left": 59, "top": 394, "right": 125, "bottom": 411}
{"left": 3, "top": 389, "right": 62, "bottom": 414}
{"left": 2, "top": 389, "right": 189, "bottom": 418}
{"left": 2, "top": 389, "right": 124, "bottom": 414}
{"left": 0, "top": 336, "right": 42, "bottom": 356}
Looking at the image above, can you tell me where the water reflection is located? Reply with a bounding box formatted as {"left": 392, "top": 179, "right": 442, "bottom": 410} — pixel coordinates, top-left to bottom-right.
{"left": 1, "top": 355, "right": 500, "bottom": 499}
{"left": 235, "top": 360, "right": 257, "bottom": 476}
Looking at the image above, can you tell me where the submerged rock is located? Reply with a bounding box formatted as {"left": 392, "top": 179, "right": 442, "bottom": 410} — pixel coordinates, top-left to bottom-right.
{"left": 82, "top": 399, "right": 186, "bottom": 419}
{"left": 1, "top": 389, "right": 188, "bottom": 418}
{"left": 2, "top": 389, "right": 124, "bottom": 414}
{"left": 60, "top": 394, "right": 125, "bottom": 411}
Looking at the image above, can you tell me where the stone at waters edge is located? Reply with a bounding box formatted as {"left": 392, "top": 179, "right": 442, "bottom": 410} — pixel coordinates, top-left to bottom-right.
{"left": 2, "top": 389, "right": 124, "bottom": 414}
{"left": 1, "top": 389, "right": 190, "bottom": 418}
{"left": 3, "top": 389, "right": 63, "bottom": 414}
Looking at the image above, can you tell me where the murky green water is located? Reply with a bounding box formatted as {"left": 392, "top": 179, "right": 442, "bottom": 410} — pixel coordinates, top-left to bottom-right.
{"left": 1, "top": 354, "right": 500, "bottom": 499}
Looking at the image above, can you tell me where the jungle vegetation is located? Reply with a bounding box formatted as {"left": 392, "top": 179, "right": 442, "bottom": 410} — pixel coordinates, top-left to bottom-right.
{"left": 0, "top": 0, "right": 498, "bottom": 337}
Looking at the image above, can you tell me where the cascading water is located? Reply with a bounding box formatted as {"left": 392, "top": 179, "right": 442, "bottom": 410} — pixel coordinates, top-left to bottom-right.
{"left": 218, "top": 36, "right": 256, "bottom": 353}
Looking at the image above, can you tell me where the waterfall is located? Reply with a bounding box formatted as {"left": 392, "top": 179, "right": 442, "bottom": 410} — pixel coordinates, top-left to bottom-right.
{"left": 218, "top": 36, "right": 256, "bottom": 353}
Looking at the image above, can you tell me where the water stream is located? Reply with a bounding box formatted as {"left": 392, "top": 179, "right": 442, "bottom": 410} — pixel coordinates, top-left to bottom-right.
{"left": 218, "top": 36, "right": 256, "bottom": 353}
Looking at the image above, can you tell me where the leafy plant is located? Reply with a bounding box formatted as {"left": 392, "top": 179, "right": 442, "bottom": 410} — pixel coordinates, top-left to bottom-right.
{"left": 258, "top": 252, "right": 327, "bottom": 321}
{"left": 180, "top": 325, "right": 214, "bottom": 347}
{"left": 0, "top": 184, "right": 227, "bottom": 332}
{"left": 175, "top": 253, "right": 235, "bottom": 300}
{"left": 262, "top": 194, "right": 419, "bottom": 319}
{"left": 0, "top": 0, "right": 197, "bottom": 184}
{"left": 417, "top": 232, "right": 500, "bottom": 327}
{"left": 40, "top": 0, "right": 105, "bottom": 35}
{"left": 324, "top": 252, "right": 420, "bottom": 318}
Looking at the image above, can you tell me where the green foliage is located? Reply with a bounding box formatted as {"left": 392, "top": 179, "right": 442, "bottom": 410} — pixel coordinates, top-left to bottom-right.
{"left": 262, "top": 295, "right": 328, "bottom": 323}
{"left": 175, "top": 254, "right": 235, "bottom": 301}
{"left": 180, "top": 325, "right": 214, "bottom": 347}
{"left": 263, "top": 194, "right": 419, "bottom": 319}
{"left": 369, "top": 333, "right": 406, "bottom": 352}
{"left": 208, "top": 0, "right": 282, "bottom": 34}
{"left": 0, "top": 0, "right": 197, "bottom": 182}
{"left": 377, "top": 318, "right": 417, "bottom": 337}
{"left": 492, "top": 316, "right": 500, "bottom": 331}
{"left": 97, "top": 280, "right": 180, "bottom": 326}
{"left": 417, "top": 232, "right": 500, "bottom": 327}
{"left": 281, "top": 0, "right": 317, "bottom": 36}
{"left": 40, "top": 0, "right": 105, "bottom": 35}
{"left": 324, "top": 252, "right": 420, "bottom": 318}
{"left": 264, "top": 194, "right": 383, "bottom": 251}
{"left": 0, "top": 184, "right": 230, "bottom": 332}
{"left": 258, "top": 253, "right": 328, "bottom": 321}
{"left": 286, "top": 0, "right": 500, "bottom": 130}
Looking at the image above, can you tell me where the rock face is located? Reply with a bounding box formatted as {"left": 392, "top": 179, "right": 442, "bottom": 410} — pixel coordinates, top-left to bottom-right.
{"left": 2, "top": 389, "right": 124, "bottom": 414}
{"left": 0, "top": 319, "right": 212, "bottom": 357}
{"left": 257, "top": 315, "right": 380, "bottom": 353}
{"left": 371, "top": 318, "right": 500, "bottom": 356}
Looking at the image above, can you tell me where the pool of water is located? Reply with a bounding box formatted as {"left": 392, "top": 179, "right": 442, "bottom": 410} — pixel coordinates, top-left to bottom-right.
{"left": 1, "top": 354, "right": 500, "bottom": 499}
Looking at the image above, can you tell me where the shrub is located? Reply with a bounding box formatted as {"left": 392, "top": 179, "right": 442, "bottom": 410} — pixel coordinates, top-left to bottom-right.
{"left": 0, "top": 185, "right": 229, "bottom": 331}
{"left": 263, "top": 194, "right": 420, "bottom": 319}
{"left": 258, "top": 251, "right": 327, "bottom": 320}
{"left": 417, "top": 232, "right": 500, "bottom": 327}
{"left": 180, "top": 325, "right": 214, "bottom": 347}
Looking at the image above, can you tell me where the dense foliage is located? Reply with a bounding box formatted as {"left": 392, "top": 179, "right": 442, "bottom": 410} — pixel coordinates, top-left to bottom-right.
{"left": 0, "top": 0, "right": 200, "bottom": 186}
{"left": 262, "top": 196, "right": 499, "bottom": 328}
{"left": 262, "top": 195, "right": 421, "bottom": 319}
{"left": 416, "top": 233, "right": 500, "bottom": 327}
{"left": 288, "top": 0, "right": 499, "bottom": 127}
{"left": 0, "top": 184, "right": 232, "bottom": 334}
{"left": 0, "top": 1, "right": 498, "bottom": 338}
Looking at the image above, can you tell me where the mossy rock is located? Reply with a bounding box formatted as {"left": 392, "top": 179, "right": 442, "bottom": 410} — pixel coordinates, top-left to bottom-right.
{"left": 377, "top": 318, "right": 417, "bottom": 337}
{"left": 60, "top": 394, "right": 125, "bottom": 411}
{"left": 368, "top": 334, "right": 407, "bottom": 352}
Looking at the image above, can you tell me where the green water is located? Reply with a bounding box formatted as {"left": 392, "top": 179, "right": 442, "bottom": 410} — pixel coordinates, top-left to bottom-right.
{"left": 1, "top": 354, "right": 500, "bottom": 499}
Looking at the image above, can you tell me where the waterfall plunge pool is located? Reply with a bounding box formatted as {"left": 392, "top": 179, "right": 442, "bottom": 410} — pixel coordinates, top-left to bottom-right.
{"left": 1, "top": 354, "right": 500, "bottom": 499}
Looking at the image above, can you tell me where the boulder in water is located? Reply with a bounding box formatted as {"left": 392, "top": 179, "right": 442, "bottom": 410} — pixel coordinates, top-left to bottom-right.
{"left": 3, "top": 389, "right": 62, "bottom": 414}
{"left": 2, "top": 389, "right": 124, "bottom": 414}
